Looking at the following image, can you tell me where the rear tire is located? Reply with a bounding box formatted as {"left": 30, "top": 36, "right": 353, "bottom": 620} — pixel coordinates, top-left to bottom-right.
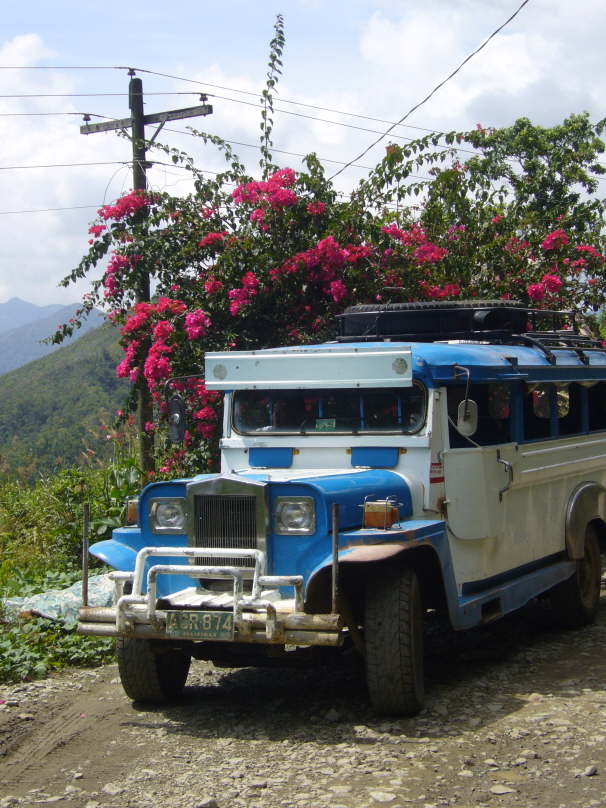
{"left": 116, "top": 637, "right": 191, "bottom": 703}
{"left": 550, "top": 524, "right": 602, "bottom": 627}
{"left": 365, "top": 567, "right": 425, "bottom": 715}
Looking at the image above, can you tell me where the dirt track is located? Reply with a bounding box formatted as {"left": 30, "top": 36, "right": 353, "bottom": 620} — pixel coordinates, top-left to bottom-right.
{"left": 2, "top": 596, "right": 606, "bottom": 808}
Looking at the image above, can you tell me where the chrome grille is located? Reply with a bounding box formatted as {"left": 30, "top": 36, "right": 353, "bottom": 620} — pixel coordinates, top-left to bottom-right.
{"left": 192, "top": 494, "right": 257, "bottom": 568}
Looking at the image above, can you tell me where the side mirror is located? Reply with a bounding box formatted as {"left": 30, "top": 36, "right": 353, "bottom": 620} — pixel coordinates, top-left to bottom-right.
{"left": 457, "top": 399, "right": 478, "bottom": 437}
{"left": 167, "top": 394, "right": 187, "bottom": 444}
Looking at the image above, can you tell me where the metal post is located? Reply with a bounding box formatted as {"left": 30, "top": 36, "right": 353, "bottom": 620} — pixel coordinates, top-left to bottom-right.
{"left": 331, "top": 503, "right": 339, "bottom": 614}
{"left": 82, "top": 503, "right": 90, "bottom": 607}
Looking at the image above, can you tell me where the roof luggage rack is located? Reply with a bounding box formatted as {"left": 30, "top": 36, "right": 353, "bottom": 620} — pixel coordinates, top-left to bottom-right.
{"left": 336, "top": 300, "right": 606, "bottom": 360}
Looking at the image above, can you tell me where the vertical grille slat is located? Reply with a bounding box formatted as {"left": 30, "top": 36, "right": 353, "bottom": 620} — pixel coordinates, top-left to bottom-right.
{"left": 193, "top": 494, "right": 257, "bottom": 568}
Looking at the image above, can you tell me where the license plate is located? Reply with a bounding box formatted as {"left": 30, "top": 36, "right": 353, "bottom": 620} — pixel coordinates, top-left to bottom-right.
{"left": 165, "top": 610, "right": 234, "bottom": 640}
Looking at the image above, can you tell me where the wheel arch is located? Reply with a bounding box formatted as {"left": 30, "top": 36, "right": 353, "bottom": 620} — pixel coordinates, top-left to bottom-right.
{"left": 305, "top": 543, "right": 448, "bottom": 618}
{"left": 565, "top": 481, "right": 606, "bottom": 560}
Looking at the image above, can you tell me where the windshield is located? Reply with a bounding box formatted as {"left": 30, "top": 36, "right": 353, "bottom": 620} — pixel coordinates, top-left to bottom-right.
{"left": 232, "top": 385, "right": 426, "bottom": 435}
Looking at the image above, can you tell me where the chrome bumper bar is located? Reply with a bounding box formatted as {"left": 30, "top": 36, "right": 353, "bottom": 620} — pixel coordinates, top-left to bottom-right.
{"left": 78, "top": 546, "right": 342, "bottom": 647}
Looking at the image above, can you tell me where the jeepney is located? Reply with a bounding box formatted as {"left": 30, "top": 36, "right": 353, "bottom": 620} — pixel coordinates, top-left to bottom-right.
{"left": 79, "top": 302, "right": 606, "bottom": 714}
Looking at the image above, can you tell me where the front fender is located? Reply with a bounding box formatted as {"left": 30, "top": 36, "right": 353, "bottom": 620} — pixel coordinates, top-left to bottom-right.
{"left": 305, "top": 520, "right": 450, "bottom": 610}
{"left": 89, "top": 529, "right": 194, "bottom": 597}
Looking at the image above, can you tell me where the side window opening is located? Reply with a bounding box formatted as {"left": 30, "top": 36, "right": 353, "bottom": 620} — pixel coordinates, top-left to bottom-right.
{"left": 523, "top": 383, "right": 552, "bottom": 440}
{"left": 558, "top": 383, "right": 583, "bottom": 436}
{"left": 447, "top": 383, "right": 511, "bottom": 447}
{"left": 588, "top": 381, "right": 606, "bottom": 431}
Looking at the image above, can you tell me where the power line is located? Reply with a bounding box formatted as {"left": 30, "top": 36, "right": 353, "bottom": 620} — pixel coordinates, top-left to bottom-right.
{"left": 0, "top": 204, "right": 100, "bottom": 215}
{"left": 0, "top": 112, "right": 108, "bottom": 117}
{"left": 0, "top": 91, "right": 201, "bottom": 98}
{"left": 0, "top": 61, "right": 454, "bottom": 138}
{"left": 0, "top": 160, "right": 129, "bottom": 171}
{"left": 0, "top": 65, "right": 127, "bottom": 70}
{"left": 330, "top": 0, "right": 532, "bottom": 180}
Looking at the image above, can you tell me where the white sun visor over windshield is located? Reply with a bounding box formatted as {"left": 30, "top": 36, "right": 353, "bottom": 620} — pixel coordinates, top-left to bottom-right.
{"left": 205, "top": 346, "right": 413, "bottom": 390}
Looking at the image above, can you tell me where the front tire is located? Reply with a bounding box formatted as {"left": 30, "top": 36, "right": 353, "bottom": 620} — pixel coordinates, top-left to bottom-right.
{"left": 116, "top": 637, "right": 191, "bottom": 703}
{"left": 365, "top": 566, "right": 425, "bottom": 715}
{"left": 550, "top": 524, "right": 602, "bottom": 627}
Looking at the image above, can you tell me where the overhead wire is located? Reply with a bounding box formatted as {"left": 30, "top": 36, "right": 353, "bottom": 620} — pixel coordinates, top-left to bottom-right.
{"left": 329, "top": 0, "right": 532, "bottom": 179}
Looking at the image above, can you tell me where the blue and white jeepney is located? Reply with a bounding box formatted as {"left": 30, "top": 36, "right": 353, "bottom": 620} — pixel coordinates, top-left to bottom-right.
{"left": 78, "top": 302, "right": 606, "bottom": 714}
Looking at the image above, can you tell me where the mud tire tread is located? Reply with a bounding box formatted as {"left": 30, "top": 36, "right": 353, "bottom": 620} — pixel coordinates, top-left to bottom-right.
{"left": 365, "top": 566, "right": 424, "bottom": 715}
{"left": 550, "top": 524, "right": 602, "bottom": 628}
{"left": 116, "top": 637, "right": 191, "bottom": 703}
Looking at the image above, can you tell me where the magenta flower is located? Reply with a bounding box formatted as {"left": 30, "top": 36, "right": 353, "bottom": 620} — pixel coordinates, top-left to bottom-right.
{"left": 414, "top": 243, "right": 448, "bottom": 263}
{"left": 307, "top": 201, "right": 326, "bottom": 216}
{"left": 541, "top": 229, "right": 569, "bottom": 251}
{"left": 541, "top": 273, "right": 563, "bottom": 293}
{"left": 204, "top": 276, "right": 223, "bottom": 295}
{"left": 152, "top": 320, "right": 174, "bottom": 341}
{"left": 199, "top": 231, "right": 228, "bottom": 248}
{"left": 329, "top": 279, "right": 348, "bottom": 303}
{"left": 184, "top": 309, "right": 211, "bottom": 340}
{"left": 527, "top": 282, "right": 546, "bottom": 302}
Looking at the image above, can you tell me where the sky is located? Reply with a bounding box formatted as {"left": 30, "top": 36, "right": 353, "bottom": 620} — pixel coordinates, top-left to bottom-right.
{"left": 1, "top": 0, "right": 605, "bottom": 307}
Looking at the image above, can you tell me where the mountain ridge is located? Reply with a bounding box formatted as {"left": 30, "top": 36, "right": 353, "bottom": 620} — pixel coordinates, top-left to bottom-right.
{"left": 0, "top": 297, "right": 71, "bottom": 335}
{"left": 0, "top": 304, "right": 105, "bottom": 376}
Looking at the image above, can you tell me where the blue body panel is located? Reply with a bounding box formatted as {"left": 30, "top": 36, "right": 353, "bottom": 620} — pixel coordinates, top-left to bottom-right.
{"left": 249, "top": 447, "right": 293, "bottom": 468}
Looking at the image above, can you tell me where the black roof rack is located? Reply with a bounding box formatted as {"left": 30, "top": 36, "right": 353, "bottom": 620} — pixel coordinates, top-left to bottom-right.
{"left": 337, "top": 300, "right": 606, "bottom": 361}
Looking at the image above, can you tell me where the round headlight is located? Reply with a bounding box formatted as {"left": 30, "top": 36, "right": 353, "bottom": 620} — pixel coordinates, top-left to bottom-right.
{"left": 152, "top": 499, "right": 186, "bottom": 531}
{"left": 276, "top": 498, "right": 315, "bottom": 534}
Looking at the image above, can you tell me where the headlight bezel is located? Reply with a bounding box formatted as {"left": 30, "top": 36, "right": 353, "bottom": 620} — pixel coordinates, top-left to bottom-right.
{"left": 149, "top": 497, "right": 187, "bottom": 534}
{"left": 274, "top": 496, "right": 316, "bottom": 535}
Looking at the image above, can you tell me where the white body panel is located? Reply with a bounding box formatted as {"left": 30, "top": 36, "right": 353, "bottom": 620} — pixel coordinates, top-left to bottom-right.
{"left": 444, "top": 433, "right": 606, "bottom": 588}
{"left": 206, "top": 346, "right": 413, "bottom": 389}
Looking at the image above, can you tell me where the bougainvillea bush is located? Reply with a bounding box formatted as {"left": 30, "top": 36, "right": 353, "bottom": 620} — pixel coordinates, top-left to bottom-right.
{"left": 55, "top": 17, "right": 606, "bottom": 476}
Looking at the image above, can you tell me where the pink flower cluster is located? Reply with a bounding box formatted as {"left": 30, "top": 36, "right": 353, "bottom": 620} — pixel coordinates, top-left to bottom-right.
{"left": 503, "top": 236, "right": 530, "bottom": 255}
{"left": 541, "top": 229, "right": 569, "bottom": 251}
{"left": 527, "top": 272, "right": 563, "bottom": 302}
{"left": 414, "top": 243, "right": 449, "bottom": 264}
{"left": 447, "top": 224, "right": 466, "bottom": 241}
{"left": 268, "top": 236, "right": 372, "bottom": 305}
{"left": 306, "top": 201, "right": 326, "bottom": 216}
{"left": 232, "top": 168, "right": 299, "bottom": 221}
{"left": 98, "top": 190, "right": 154, "bottom": 221}
{"left": 184, "top": 309, "right": 212, "bottom": 339}
{"left": 199, "top": 231, "right": 228, "bottom": 249}
{"left": 193, "top": 404, "right": 218, "bottom": 439}
{"left": 419, "top": 281, "right": 461, "bottom": 299}
{"left": 204, "top": 275, "right": 223, "bottom": 295}
{"left": 116, "top": 339, "right": 141, "bottom": 382}
{"left": 381, "top": 223, "right": 426, "bottom": 246}
{"left": 576, "top": 244, "right": 604, "bottom": 261}
{"left": 88, "top": 224, "right": 106, "bottom": 238}
{"left": 228, "top": 272, "right": 260, "bottom": 315}
{"left": 103, "top": 253, "right": 142, "bottom": 299}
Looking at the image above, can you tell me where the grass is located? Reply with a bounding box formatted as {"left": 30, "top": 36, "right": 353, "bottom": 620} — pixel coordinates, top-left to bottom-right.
{"left": 0, "top": 457, "right": 141, "bottom": 684}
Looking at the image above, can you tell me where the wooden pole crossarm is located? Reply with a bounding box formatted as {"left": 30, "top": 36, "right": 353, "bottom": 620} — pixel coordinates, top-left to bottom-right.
{"left": 80, "top": 105, "right": 213, "bottom": 136}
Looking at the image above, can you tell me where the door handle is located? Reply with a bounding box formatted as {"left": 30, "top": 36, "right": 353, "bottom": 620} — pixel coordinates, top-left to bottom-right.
{"left": 496, "top": 449, "right": 513, "bottom": 502}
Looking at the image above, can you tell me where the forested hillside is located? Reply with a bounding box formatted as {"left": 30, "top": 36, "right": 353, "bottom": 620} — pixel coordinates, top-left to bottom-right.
{"left": 0, "top": 322, "right": 128, "bottom": 480}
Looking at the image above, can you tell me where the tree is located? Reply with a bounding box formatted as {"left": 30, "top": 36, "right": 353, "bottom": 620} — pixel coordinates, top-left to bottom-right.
{"left": 55, "top": 16, "right": 606, "bottom": 476}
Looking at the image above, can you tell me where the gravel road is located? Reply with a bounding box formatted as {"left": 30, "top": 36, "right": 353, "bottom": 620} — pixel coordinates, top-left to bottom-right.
{"left": 2, "top": 595, "right": 606, "bottom": 808}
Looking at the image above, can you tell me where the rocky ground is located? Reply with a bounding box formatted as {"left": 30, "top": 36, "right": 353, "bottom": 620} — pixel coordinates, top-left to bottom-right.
{"left": 1, "top": 596, "right": 606, "bottom": 808}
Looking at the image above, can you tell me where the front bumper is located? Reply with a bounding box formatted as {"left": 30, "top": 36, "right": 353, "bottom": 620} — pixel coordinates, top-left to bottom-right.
{"left": 77, "top": 546, "right": 343, "bottom": 647}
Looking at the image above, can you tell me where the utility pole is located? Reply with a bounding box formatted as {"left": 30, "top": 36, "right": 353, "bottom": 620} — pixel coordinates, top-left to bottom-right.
{"left": 81, "top": 71, "right": 213, "bottom": 474}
